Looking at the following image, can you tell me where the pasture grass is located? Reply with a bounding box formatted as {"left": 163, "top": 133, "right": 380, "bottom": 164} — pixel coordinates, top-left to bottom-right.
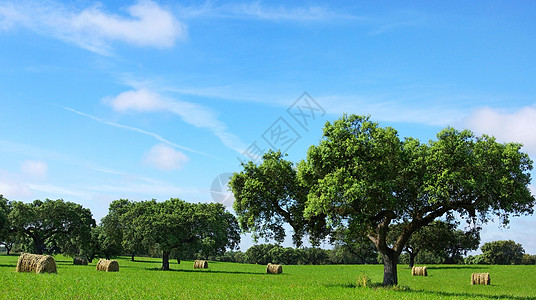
{"left": 1, "top": 254, "right": 535, "bottom": 299}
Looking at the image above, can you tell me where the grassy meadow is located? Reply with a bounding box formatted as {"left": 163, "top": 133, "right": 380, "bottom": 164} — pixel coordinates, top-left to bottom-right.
{"left": 1, "top": 254, "right": 535, "bottom": 299}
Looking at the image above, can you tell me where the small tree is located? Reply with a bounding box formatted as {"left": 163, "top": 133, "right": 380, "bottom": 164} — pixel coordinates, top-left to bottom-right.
{"left": 480, "top": 240, "right": 525, "bottom": 265}
{"left": 245, "top": 244, "right": 278, "bottom": 264}
{"left": 0, "top": 195, "right": 8, "bottom": 240}
{"left": 99, "top": 199, "right": 134, "bottom": 260}
{"left": 521, "top": 254, "right": 536, "bottom": 265}
{"left": 330, "top": 227, "right": 378, "bottom": 264}
{"left": 389, "top": 221, "right": 480, "bottom": 267}
{"left": 126, "top": 199, "right": 240, "bottom": 270}
{"left": 0, "top": 195, "right": 16, "bottom": 254}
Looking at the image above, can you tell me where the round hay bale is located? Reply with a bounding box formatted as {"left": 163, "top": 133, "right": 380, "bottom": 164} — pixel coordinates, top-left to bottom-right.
{"left": 266, "top": 263, "right": 282, "bottom": 274}
{"left": 73, "top": 257, "right": 88, "bottom": 265}
{"left": 194, "top": 260, "right": 208, "bottom": 269}
{"left": 16, "top": 253, "right": 57, "bottom": 274}
{"left": 96, "top": 259, "right": 119, "bottom": 272}
{"left": 471, "top": 273, "right": 490, "bottom": 285}
{"left": 411, "top": 266, "right": 427, "bottom": 276}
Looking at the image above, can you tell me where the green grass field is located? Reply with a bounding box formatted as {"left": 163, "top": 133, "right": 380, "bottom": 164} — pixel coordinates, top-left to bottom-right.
{"left": 1, "top": 254, "right": 535, "bottom": 299}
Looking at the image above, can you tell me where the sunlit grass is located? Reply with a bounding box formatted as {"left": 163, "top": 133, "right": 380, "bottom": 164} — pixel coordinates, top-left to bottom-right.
{"left": 1, "top": 254, "right": 535, "bottom": 299}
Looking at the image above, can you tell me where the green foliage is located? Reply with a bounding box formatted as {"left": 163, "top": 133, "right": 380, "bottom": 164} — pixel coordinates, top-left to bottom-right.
{"left": 464, "top": 254, "right": 488, "bottom": 265}
{"left": 120, "top": 198, "right": 240, "bottom": 270}
{"left": 480, "top": 240, "right": 525, "bottom": 265}
{"left": 8, "top": 199, "right": 95, "bottom": 256}
{"left": 330, "top": 227, "right": 379, "bottom": 264}
{"left": 229, "top": 114, "right": 535, "bottom": 286}
{"left": 0, "top": 195, "right": 16, "bottom": 254}
{"left": 300, "top": 114, "right": 534, "bottom": 285}
{"left": 390, "top": 221, "right": 480, "bottom": 266}
{"left": 522, "top": 254, "right": 536, "bottom": 265}
{"left": 215, "top": 251, "right": 247, "bottom": 263}
{"left": 230, "top": 150, "right": 327, "bottom": 247}
{"left": 98, "top": 199, "right": 132, "bottom": 259}
{"left": 0, "top": 195, "right": 8, "bottom": 241}
{"left": 245, "top": 244, "right": 278, "bottom": 264}
{"left": 244, "top": 244, "right": 331, "bottom": 265}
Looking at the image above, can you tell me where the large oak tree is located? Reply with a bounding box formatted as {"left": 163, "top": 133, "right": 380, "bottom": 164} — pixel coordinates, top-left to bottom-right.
{"left": 231, "top": 114, "right": 535, "bottom": 286}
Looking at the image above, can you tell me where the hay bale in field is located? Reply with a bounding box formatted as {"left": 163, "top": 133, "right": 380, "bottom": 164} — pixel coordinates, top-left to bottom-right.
{"left": 73, "top": 257, "right": 88, "bottom": 265}
{"left": 16, "top": 253, "right": 57, "bottom": 274}
{"left": 471, "top": 273, "right": 490, "bottom": 285}
{"left": 194, "top": 260, "right": 208, "bottom": 269}
{"left": 266, "top": 263, "right": 282, "bottom": 274}
{"left": 96, "top": 259, "right": 119, "bottom": 272}
{"left": 411, "top": 266, "right": 428, "bottom": 276}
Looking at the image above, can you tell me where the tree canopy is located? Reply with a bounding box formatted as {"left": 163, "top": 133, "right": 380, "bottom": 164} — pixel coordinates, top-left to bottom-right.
{"left": 124, "top": 198, "right": 240, "bottom": 270}
{"left": 0, "top": 195, "right": 8, "bottom": 242}
{"left": 232, "top": 114, "right": 535, "bottom": 286}
{"left": 480, "top": 240, "right": 525, "bottom": 265}
{"left": 8, "top": 199, "right": 96, "bottom": 255}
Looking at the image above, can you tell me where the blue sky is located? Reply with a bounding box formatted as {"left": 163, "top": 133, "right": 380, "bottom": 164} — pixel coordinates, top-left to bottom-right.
{"left": 1, "top": 0, "right": 536, "bottom": 253}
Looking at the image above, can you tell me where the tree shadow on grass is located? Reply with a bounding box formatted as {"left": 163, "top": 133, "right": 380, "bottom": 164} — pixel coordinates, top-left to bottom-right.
{"left": 0, "top": 263, "right": 16, "bottom": 268}
{"left": 144, "top": 267, "right": 278, "bottom": 276}
{"left": 324, "top": 282, "right": 384, "bottom": 289}
{"left": 327, "top": 282, "right": 535, "bottom": 300}
{"left": 396, "top": 288, "right": 536, "bottom": 300}
{"left": 426, "top": 265, "right": 490, "bottom": 270}
{"left": 130, "top": 259, "right": 162, "bottom": 264}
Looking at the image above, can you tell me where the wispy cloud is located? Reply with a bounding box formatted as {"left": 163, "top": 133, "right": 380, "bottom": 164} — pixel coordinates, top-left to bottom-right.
{"left": 58, "top": 105, "right": 217, "bottom": 159}
{"left": 226, "top": 2, "right": 356, "bottom": 22}
{"left": 0, "top": 0, "right": 186, "bottom": 55}
{"left": 316, "top": 93, "right": 469, "bottom": 127}
{"left": 367, "top": 11, "right": 427, "bottom": 36}
{"left": 105, "top": 89, "right": 247, "bottom": 153}
{"left": 176, "top": 2, "right": 358, "bottom": 23}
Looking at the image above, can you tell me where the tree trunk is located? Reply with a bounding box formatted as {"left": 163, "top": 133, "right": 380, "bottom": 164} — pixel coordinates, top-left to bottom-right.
{"left": 162, "top": 250, "right": 170, "bottom": 270}
{"left": 381, "top": 251, "right": 398, "bottom": 286}
{"left": 35, "top": 240, "right": 45, "bottom": 255}
{"left": 131, "top": 253, "right": 135, "bottom": 261}
{"left": 408, "top": 250, "right": 416, "bottom": 268}
{"left": 177, "top": 258, "right": 181, "bottom": 264}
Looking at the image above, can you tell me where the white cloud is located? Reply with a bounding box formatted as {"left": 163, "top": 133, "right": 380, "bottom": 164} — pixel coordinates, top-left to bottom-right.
{"left": 20, "top": 160, "right": 47, "bottom": 179}
{"left": 464, "top": 105, "right": 536, "bottom": 155}
{"left": 0, "top": 170, "right": 32, "bottom": 198}
{"left": 0, "top": 0, "right": 185, "bottom": 55}
{"left": 107, "top": 89, "right": 247, "bottom": 153}
{"left": 143, "top": 144, "right": 189, "bottom": 171}
{"left": 106, "top": 88, "right": 166, "bottom": 112}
